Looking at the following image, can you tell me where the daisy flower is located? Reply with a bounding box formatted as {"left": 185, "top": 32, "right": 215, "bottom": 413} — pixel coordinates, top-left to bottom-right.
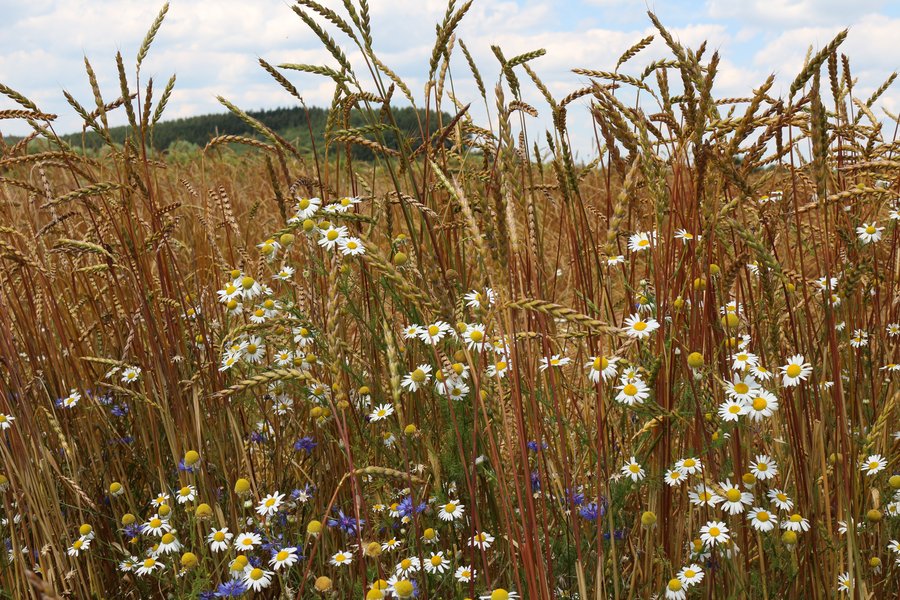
{"left": 234, "top": 532, "right": 262, "bottom": 551}
{"left": 718, "top": 399, "right": 747, "bottom": 422}
{"left": 837, "top": 572, "right": 852, "bottom": 593}
{"left": 0, "top": 414, "right": 14, "bottom": 430}
{"left": 780, "top": 354, "right": 811, "bottom": 387}
{"left": 606, "top": 255, "right": 625, "bottom": 266}
{"left": 60, "top": 389, "right": 81, "bottom": 409}
{"left": 382, "top": 538, "right": 401, "bottom": 552}
{"left": 586, "top": 355, "right": 619, "bottom": 383}
{"left": 688, "top": 483, "right": 721, "bottom": 508}
{"left": 156, "top": 533, "right": 181, "bottom": 555}
{"left": 331, "top": 550, "right": 353, "bottom": 567}
{"left": 675, "top": 457, "right": 702, "bottom": 475}
{"left": 317, "top": 225, "right": 349, "bottom": 250}
{"left": 539, "top": 354, "right": 571, "bottom": 371}
{"left": 438, "top": 500, "right": 465, "bottom": 521}
{"left": 454, "top": 564, "right": 476, "bottom": 582}
{"left": 269, "top": 547, "right": 298, "bottom": 571}
{"left": 723, "top": 374, "right": 760, "bottom": 403}
{"left": 780, "top": 513, "right": 810, "bottom": 532}
{"left": 767, "top": 489, "right": 794, "bottom": 511}
{"left": 749, "top": 455, "right": 778, "bottom": 481}
{"left": 730, "top": 351, "right": 758, "bottom": 372}
{"left": 621, "top": 457, "right": 646, "bottom": 482}
{"left": 856, "top": 222, "right": 883, "bottom": 244}
{"left": 479, "top": 590, "right": 519, "bottom": 600}
{"left": 719, "top": 480, "right": 753, "bottom": 515}
{"left": 424, "top": 551, "right": 449, "bottom": 574}
{"left": 486, "top": 358, "right": 509, "bottom": 379}
{"left": 243, "top": 567, "right": 273, "bottom": 592}
{"left": 419, "top": 321, "right": 451, "bottom": 344}
{"left": 256, "top": 492, "right": 285, "bottom": 517}
{"left": 677, "top": 563, "right": 704, "bottom": 586}
{"left": 615, "top": 378, "right": 649, "bottom": 405}
{"left": 664, "top": 468, "right": 687, "bottom": 487}
{"left": 290, "top": 196, "right": 322, "bottom": 221}
{"left": 849, "top": 329, "right": 868, "bottom": 348}
{"left": 746, "top": 390, "right": 779, "bottom": 421}
{"left": 401, "top": 364, "right": 432, "bottom": 392}
{"left": 674, "top": 229, "right": 695, "bottom": 243}
{"left": 665, "top": 579, "right": 685, "bottom": 600}
{"left": 120, "top": 366, "right": 141, "bottom": 384}
{"left": 141, "top": 516, "right": 171, "bottom": 537}
{"left": 273, "top": 265, "right": 295, "bottom": 281}
{"left": 464, "top": 288, "right": 495, "bottom": 309}
{"left": 402, "top": 324, "right": 424, "bottom": 340}
{"left": 207, "top": 528, "right": 232, "bottom": 552}
{"left": 338, "top": 236, "right": 366, "bottom": 256}
{"left": 369, "top": 403, "right": 395, "bottom": 422}
{"left": 175, "top": 485, "right": 196, "bottom": 504}
{"left": 623, "top": 313, "right": 660, "bottom": 339}
{"left": 861, "top": 454, "right": 886, "bottom": 476}
{"left": 628, "top": 231, "right": 655, "bottom": 252}
{"left": 699, "top": 521, "right": 730, "bottom": 547}
{"left": 470, "top": 531, "right": 494, "bottom": 550}
{"left": 750, "top": 364, "right": 773, "bottom": 381}
{"left": 395, "top": 556, "right": 421, "bottom": 577}
{"left": 67, "top": 537, "right": 90, "bottom": 557}
{"left": 748, "top": 508, "right": 777, "bottom": 532}
{"left": 135, "top": 557, "right": 164, "bottom": 576}
{"left": 462, "top": 323, "right": 487, "bottom": 351}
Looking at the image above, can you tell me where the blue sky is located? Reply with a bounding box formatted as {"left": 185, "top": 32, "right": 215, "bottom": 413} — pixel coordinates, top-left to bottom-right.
{"left": 1, "top": 0, "right": 897, "bottom": 156}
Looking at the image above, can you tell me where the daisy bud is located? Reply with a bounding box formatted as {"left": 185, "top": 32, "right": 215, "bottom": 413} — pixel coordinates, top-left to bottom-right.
{"left": 367, "top": 590, "right": 385, "bottom": 600}
{"left": 869, "top": 557, "right": 881, "bottom": 568}
{"left": 234, "top": 478, "right": 251, "bottom": 495}
{"left": 641, "top": 511, "right": 657, "bottom": 528}
{"left": 404, "top": 424, "right": 417, "bottom": 435}
{"left": 364, "top": 541, "right": 382, "bottom": 557}
{"left": 307, "top": 520, "right": 323, "bottom": 535}
{"left": 742, "top": 473, "right": 756, "bottom": 486}
{"left": 866, "top": 509, "right": 882, "bottom": 522}
{"left": 181, "top": 552, "right": 198, "bottom": 569}
{"left": 79, "top": 524, "right": 92, "bottom": 537}
{"left": 673, "top": 296, "right": 684, "bottom": 309}
{"left": 195, "top": 503, "right": 212, "bottom": 519}
{"left": 302, "top": 219, "right": 315, "bottom": 232}
{"left": 314, "top": 576, "right": 333, "bottom": 592}
{"left": 392, "top": 252, "right": 408, "bottom": 266}
{"left": 184, "top": 450, "right": 200, "bottom": 466}
{"left": 709, "top": 263, "right": 720, "bottom": 276}
{"left": 109, "top": 481, "right": 123, "bottom": 496}
{"left": 121, "top": 513, "right": 136, "bottom": 525}
{"left": 781, "top": 530, "right": 797, "bottom": 546}
{"left": 889, "top": 475, "right": 900, "bottom": 489}
{"left": 279, "top": 233, "right": 295, "bottom": 246}
{"left": 687, "top": 352, "right": 704, "bottom": 369}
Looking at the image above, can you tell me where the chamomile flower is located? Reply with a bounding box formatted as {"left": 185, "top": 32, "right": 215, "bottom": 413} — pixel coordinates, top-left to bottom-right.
{"left": 331, "top": 550, "right": 352, "bottom": 567}
{"left": 674, "top": 229, "right": 696, "bottom": 243}
{"left": 290, "top": 196, "right": 322, "bottom": 221}
{"left": 767, "top": 489, "right": 794, "bottom": 511}
{"left": 665, "top": 578, "right": 686, "bottom": 600}
{"left": 141, "top": 516, "right": 171, "bottom": 537}
{"left": 395, "top": 556, "right": 420, "bottom": 577}
{"left": 606, "top": 255, "right": 625, "bottom": 266}
{"left": 586, "top": 355, "right": 618, "bottom": 383}
{"left": 438, "top": 500, "right": 465, "bottom": 521}
{"left": 174, "top": 485, "right": 196, "bottom": 504}
{"left": 719, "top": 480, "right": 753, "bottom": 515}
{"left": 470, "top": 531, "right": 495, "bottom": 550}
{"left": 699, "top": 521, "right": 730, "bottom": 547}
{"left": 273, "top": 265, "right": 295, "bottom": 281}
{"left": 382, "top": 538, "right": 401, "bottom": 552}
{"left": 730, "top": 351, "right": 759, "bottom": 372}
{"left": 750, "top": 364, "right": 773, "bottom": 381}
{"left": 0, "top": 414, "right": 15, "bottom": 431}
{"left": 338, "top": 237, "right": 366, "bottom": 256}
{"left": 719, "top": 399, "right": 748, "bottom": 422}
{"left": 244, "top": 567, "right": 273, "bottom": 592}
{"left": 369, "top": 403, "right": 395, "bottom": 422}
{"left": 856, "top": 222, "right": 883, "bottom": 244}
{"left": 269, "top": 547, "right": 298, "bottom": 571}
{"left": 723, "top": 374, "right": 760, "bottom": 403}
{"left": 207, "top": 528, "right": 232, "bottom": 552}
{"left": 486, "top": 359, "right": 509, "bottom": 379}
{"left": 67, "top": 537, "right": 90, "bottom": 557}
{"left": 746, "top": 390, "right": 779, "bottom": 421}
{"left": 861, "top": 454, "right": 886, "bottom": 476}
{"left": 539, "top": 354, "right": 571, "bottom": 371}
{"left": 677, "top": 564, "right": 704, "bottom": 586}
{"left": 419, "top": 321, "right": 451, "bottom": 345}
{"left": 748, "top": 508, "right": 777, "bottom": 532}
{"left": 849, "top": 329, "right": 869, "bottom": 348}
{"left": 780, "top": 354, "right": 811, "bottom": 387}
{"left": 621, "top": 457, "right": 646, "bottom": 482}
{"left": 780, "top": 513, "right": 810, "bottom": 532}
{"left": 837, "top": 572, "right": 852, "bottom": 593}
{"left": 887, "top": 323, "right": 900, "bottom": 337}
{"left": 464, "top": 288, "right": 496, "bottom": 309}
{"left": 664, "top": 468, "right": 687, "bottom": 487}
{"left": 689, "top": 483, "right": 722, "bottom": 508}
{"left": 403, "top": 324, "right": 424, "bottom": 340}
{"left": 462, "top": 324, "right": 487, "bottom": 351}
{"left": 121, "top": 366, "right": 141, "bottom": 384}
{"left": 234, "top": 532, "right": 262, "bottom": 551}
{"left": 135, "top": 557, "right": 163, "bottom": 576}
{"left": 156, "top": 532, "right": 182, "bottom": 555}
{"left": 623, "top": 314, "right": 660, "bottom": 339}
{"left": 628, "top": 231, "right": 655, "bottom": 252}
{"left": 675, "top": 457, "right": 702, "bottom": 475}
{"left": 615, "top": 378, "right": 649, "bottom": 405}
{"left": 60, "top": 389, "right": 81, "bottom": 409}
{"left": 479, "top": 590, "right": 519, "bottom": 600}
{"left": 317, "top": 225, "right": 349, "bottom": 250}
{"left": 256, "top": 492, "right": 285, "bottom": 517}
{"left": 401, "top": 365, "right": 432, "bottom": 392}
{"left": 424, "top": 551, "right": 449, "bottom": 574}
{"left": 749, "top": 455, "right": 778, "bottom": 481}
{"left": 454, "top": 564, "right": 476, "bottom": 582}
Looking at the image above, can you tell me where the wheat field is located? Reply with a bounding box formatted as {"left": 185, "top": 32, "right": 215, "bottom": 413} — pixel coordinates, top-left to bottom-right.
{"left": 0, "top": 2, "right": 898, "bottom": 598}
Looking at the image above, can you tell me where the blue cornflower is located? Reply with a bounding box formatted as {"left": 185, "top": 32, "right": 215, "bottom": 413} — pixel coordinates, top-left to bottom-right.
{"left": 215, "top": 579, "right": 248, "bottom": 597}
{"left": 327, "top": 509, "right": 364, "bottom": 536}
{"left": 397, "top": 496, "right": 426, "bottom": 519}
{"left": 579, "top": 502, "right": 599, "bottom": 521}
{"left": 293, "top": 436, "right": 317, "bottom": 453}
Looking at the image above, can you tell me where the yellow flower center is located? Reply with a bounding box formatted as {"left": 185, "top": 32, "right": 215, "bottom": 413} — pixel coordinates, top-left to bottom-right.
{"left": 249, "top": 568, "right": 264, "bottom": 580}
{"left": 734, "top": 383, "right": 749, "bottom": 395}
{"left": 428, "top": 325, "right": 439, "bottom": 336}
{"left": 411, "top": 369, "right": 426, "bottom": 383}
{"left": 638, "top": 239, "right": 649, "bottom": 247}
{"left": 726, "top": 489, "right": 741, "bottom": 502}
{"left": 708, "top": 527, "right": 720, "bottom": 537}
{"left": 73, "top": 540, "right": 83, "bottom": 549}
{"left": 347, "top": 241, "right": 358, "bottom": 250}
{"left": 668, "top": 578, "right": 683, "bottom": 591}
{"left": 866, "top": 225, "right": 876, "bottom": 234}
{"left": 161, "top": 533, "right": 175, "bottom": 544}
{"left": 276, "top": 550, "right": 289, "bottom": 561}
{"left": 430, "top": 555, "right": 442, "bottom": 566}
{"left": 757, "top": 462, "right": 768, "bottom": 471}
{"left": 683, "top": 459, "right": 696, "bottom": 468}
{"left": 150, "top": 519, "right": 162, "bottom": 529}
{"left": 401, "top": 559, "right": 412, "bottom": 569}
{"left": 143, "top": 558, "right": 155, "bottom": 568}
{"left": 756, "top": 511, "right": 769, "bottom": 522}
{"left": 752, "top": 397, "right": 767, "bottom": 410}
{"left": 786, "top": 364, "right": 801, "bottom": 378}
{"left": 265, "top": 498, "right": 276, "bottom": 507}
{"left": 214, "top": 532, "right": 225, "bottom": 542}
{"left": 790, "top": 514, "right": 801, "bottom": 523}
{"left": 469, "top": 330, "right": 484, "bottom": 342}
{"left": 729, "top": 404, "right": 742, "bottom": 414}
{"left": 341, "top": 197, "right": 351, "bottom": 206}
{"left": 629, "top": 464, "right": 640, "bottom": 473}
{"left": 632, "top": 321, "right": 647, "bottom": 331}
{"left": 684, "top": 569, "right": 696, "bottom": 578}
{"left": 623, "top": 384, "right": 638, "bottom": 396}
{"left": 298, "top": 198, "right": 310, "bottom": 209}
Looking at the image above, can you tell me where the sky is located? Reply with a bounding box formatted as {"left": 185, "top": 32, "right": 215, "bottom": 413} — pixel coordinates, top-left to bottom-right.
{"left": 1, "top": 0, "right": 898, "bottom": 157}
